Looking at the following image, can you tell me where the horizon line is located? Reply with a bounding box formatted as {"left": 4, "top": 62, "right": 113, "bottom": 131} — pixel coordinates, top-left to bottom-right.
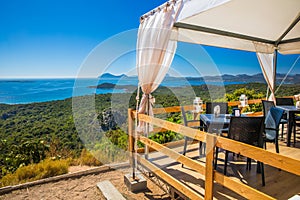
{"left": 0, "top": 72, "right": 299, "bottom": 79}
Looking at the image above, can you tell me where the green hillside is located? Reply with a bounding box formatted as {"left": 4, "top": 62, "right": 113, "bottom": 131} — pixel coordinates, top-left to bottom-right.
{"left": 0, "top": 83, "right": 299, "bottom": 180}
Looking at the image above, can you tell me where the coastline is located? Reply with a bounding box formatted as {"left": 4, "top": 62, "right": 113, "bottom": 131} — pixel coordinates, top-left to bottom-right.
{"left": 0, "top": 74, "right": 299, "bottom": 105}
{"left": 0, "top": 78, "right": 248, "bottom": 105}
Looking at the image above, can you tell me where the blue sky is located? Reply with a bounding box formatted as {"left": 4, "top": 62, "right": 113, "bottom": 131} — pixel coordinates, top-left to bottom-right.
{"left": 0, "top": 0, "right": 299, "bottom": 78}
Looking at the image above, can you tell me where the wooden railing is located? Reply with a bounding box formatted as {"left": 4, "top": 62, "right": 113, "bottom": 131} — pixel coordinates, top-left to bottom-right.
{"left": 128, "top": 98, "right": 300, "bottom": 200}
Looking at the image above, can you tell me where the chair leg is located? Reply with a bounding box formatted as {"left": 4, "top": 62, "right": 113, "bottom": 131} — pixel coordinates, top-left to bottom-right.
{"left": 214, "top": 147, "right": 219, "bottom": 170}
{"left": 199, "top": 141, "right": 203, "bottom": 156}
{"left": 281, "top": 123, "right": 284, "bottom": 139}
{"left": 182, "top": 137, "right": 188, "bottom": 167}
{"left": 294, "top": 123, "right": 296, "bottom": 147}
{"left": 261, "top": 162, "right": 265, "bottom": 186}
{"left": 275, "top": 138, "right": 279, "bottom": 153}
{"left": 246, "top": 158, "right": 251, "bottom": 171}
{"left": 224, "top": 151, "right": 229, "bottom": 175}
{"left": 264, "top": 141, "right": 267, "bottom": 150}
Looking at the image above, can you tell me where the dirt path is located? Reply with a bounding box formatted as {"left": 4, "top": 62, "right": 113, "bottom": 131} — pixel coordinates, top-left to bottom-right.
{"left": 0, "top": 166, "right": 170, "bottom": 200}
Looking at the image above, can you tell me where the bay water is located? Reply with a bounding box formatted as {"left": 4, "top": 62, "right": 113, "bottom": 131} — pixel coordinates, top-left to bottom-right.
{"left": 0, "top": 77, "right": 244, "bottom": 104}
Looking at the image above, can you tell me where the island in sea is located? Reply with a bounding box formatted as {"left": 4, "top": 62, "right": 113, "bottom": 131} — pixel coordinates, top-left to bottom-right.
{"left": 88, "top": 82, "right": 137, "bottom": 92}
{"left": 89, "top": 72, "right": 300, "bottom": 90}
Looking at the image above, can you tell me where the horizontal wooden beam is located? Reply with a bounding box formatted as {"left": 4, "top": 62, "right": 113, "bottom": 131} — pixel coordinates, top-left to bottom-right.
{"left": 137, "top": 155, "right": 204, "bottom": 200}
{"left": 138, "top": 114, "right": 300, "bottom": 176}
{"left": 214, "top": 172, "right": 274, "bottom": 200}
{"left": 152, "top": 99, "right": 263, "bottom": 115}
{"left": 138, "top": 114, "right": 207, "bottom": 142}
{"left": 216, "top": 136, "right": 300, "bottom": 176}
{"left": 127, "top": 99, "right": 266, "bottom": 117}
{"left": 245, "top": 111, "right": 263, "bottom": 116}
{"left": 137, "top": 139, "right": 198, "bottom": 153}
{"left": 131, "top": 98, "right": 295, "bottom": 118}
{"left": 138, "top": 136, "right": 274, "bottom": 199}
{"left": 227, "top": 99, "right": 262, "bottom": 107}
{"left": 131, "top": 98, "right": 299, "bottom": 199}
{"left": 139, "top": 136, "right": 205, "bottom": 175}
{"left": 152, "top": 127, "right": 168, "bottom": 133}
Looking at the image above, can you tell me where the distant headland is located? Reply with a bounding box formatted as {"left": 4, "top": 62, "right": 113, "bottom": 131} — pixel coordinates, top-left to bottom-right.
{"left": 88, "top": 82, "right": 136, "bottom": 92}
{"left": 97, "top": 72, "right": 300, "bottom": 84}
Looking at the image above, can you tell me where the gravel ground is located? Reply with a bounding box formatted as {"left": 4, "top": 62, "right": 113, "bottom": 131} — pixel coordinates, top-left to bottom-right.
{"left": 0, "top": 166, "right": 171, "bottom": 200}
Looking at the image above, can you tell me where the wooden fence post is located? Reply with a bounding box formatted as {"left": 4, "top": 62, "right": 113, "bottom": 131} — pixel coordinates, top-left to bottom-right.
{"left": 128, "top": 108, "right": 135, "bottom": 178}
{"left": 204, "top": 134, "right": 216, "bottom": 200}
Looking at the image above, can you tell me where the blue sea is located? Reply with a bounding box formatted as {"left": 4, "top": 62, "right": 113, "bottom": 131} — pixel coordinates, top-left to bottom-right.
{"left": 0, "top": 78, "right": 245, "bottom": 105}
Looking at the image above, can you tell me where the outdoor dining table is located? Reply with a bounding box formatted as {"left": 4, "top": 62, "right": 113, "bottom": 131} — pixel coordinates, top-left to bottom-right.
{"left": 200, "top": 114, "right": 231, "bottom": 134}
{"left": 276, "top": 105, "right": 300, "bottom": 147}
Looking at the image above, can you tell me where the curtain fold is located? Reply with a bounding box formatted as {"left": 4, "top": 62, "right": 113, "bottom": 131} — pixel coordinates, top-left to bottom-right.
{"left": 256, "top": 52, "right": 275, "bottom": 101}
{"left": 136, "top": 1, "right": 182, "bottom": 132}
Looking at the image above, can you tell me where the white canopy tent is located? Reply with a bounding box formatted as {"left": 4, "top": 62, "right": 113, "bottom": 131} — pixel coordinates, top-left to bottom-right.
{"left": 171, "top": 0, "right": 300, "bottom": 54}
{"left": 136, "top": 0, "right": 300, "bottom": 117}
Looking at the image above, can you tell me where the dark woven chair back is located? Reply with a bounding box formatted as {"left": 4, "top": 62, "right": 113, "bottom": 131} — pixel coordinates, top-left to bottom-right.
{"left": 262, "top": 100, "right": 275, "bottom": 117}
{"left": 264, "top": 107, "right": 284, "bottom": 154}
{"left": 228, "top": 116, "right": 264, "bottom": 147}
{"left": 205, "top": 102, "right": 228, "bottom": 114}
{"left": 276, "top": 97, "right": 294, "bottom": 106}
{"left": 265, "top": 107, "right": 284, "bottom": 129}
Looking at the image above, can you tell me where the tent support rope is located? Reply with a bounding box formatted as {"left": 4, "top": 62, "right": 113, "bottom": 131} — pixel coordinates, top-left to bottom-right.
{"left": 275, "top": 55, "right": 300, "bottom": 94}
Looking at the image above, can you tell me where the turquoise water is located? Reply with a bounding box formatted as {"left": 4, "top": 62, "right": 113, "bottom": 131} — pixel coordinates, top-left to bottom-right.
{"left": 0, "top": 78, "right": 245, "bottom": 104}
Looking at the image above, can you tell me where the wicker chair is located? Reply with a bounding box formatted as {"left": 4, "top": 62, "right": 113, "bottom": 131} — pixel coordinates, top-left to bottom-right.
{"left": 220, "top": 116, "right": 265, "bottom": 186}
{"left": 276, "top": 97, "right": 294, "bottom": 106}
{"left": 205, "top": 102, "right": 229, "bottom": 169}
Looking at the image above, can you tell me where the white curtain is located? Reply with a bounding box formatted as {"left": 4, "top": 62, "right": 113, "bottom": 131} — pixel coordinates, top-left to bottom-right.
{"left": 256, "top": 52, "right": 275, "bottom": 101}
{"left": 136, "top": 1, "right": 183, "bottom": 132}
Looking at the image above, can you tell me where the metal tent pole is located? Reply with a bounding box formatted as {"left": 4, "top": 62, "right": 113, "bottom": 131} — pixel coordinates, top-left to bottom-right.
{"left": 273, "top": 49, "right": 278, "bottom": 100}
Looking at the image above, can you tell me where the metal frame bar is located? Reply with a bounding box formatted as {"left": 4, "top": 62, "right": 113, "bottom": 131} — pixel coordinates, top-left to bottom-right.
{"left": 275, "top": 13, "right": 300, "bottom": 46}
{"left": 174, "top": 20, "right": 300, "bottom": 47}
{"left": 273, "top": 49, "right": 278, "bottom": 98}
{"left": 279, "top": 37, "right": 300, "bottom": 45}
{"left": 174, "top": 22, "right": 275, "bottom": 45}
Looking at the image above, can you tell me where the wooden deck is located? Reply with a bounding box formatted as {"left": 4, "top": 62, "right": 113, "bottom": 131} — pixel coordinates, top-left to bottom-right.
{"left": 129, "top": 101, "right": 300, "bottom": 199}
{"left": 140, "top": 137, "right": 300, "bottom": 199}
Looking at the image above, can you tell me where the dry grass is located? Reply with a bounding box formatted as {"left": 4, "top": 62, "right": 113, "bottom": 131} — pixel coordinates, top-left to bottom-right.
{"left": 0, "top": 159, "right": 69, "bottom": 187}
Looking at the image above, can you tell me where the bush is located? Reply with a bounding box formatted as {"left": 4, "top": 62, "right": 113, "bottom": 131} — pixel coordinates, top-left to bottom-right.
{"left": 92, "top": 137, "right": 128, "bottom": 164}
{"left": 105, "top": 129, "right": 128, "bottom": 150}
{"left": 0, "top": 159, "right": 69, "bottom": 187}
{"left": 72, "top": 149, "right": 102, "bottom": 166}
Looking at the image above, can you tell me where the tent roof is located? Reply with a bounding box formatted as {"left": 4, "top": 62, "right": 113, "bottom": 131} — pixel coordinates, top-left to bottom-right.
{"left": 142, "top": 0, "right": 300, "bottom": 54}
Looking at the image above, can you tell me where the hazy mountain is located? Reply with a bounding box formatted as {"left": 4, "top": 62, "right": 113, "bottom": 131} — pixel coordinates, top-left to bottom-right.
{"left": 200, "top": 73, "right": 299, "bottom": 84}
{"left": 98, "top": 73, "right": 128, "bottom": 79}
